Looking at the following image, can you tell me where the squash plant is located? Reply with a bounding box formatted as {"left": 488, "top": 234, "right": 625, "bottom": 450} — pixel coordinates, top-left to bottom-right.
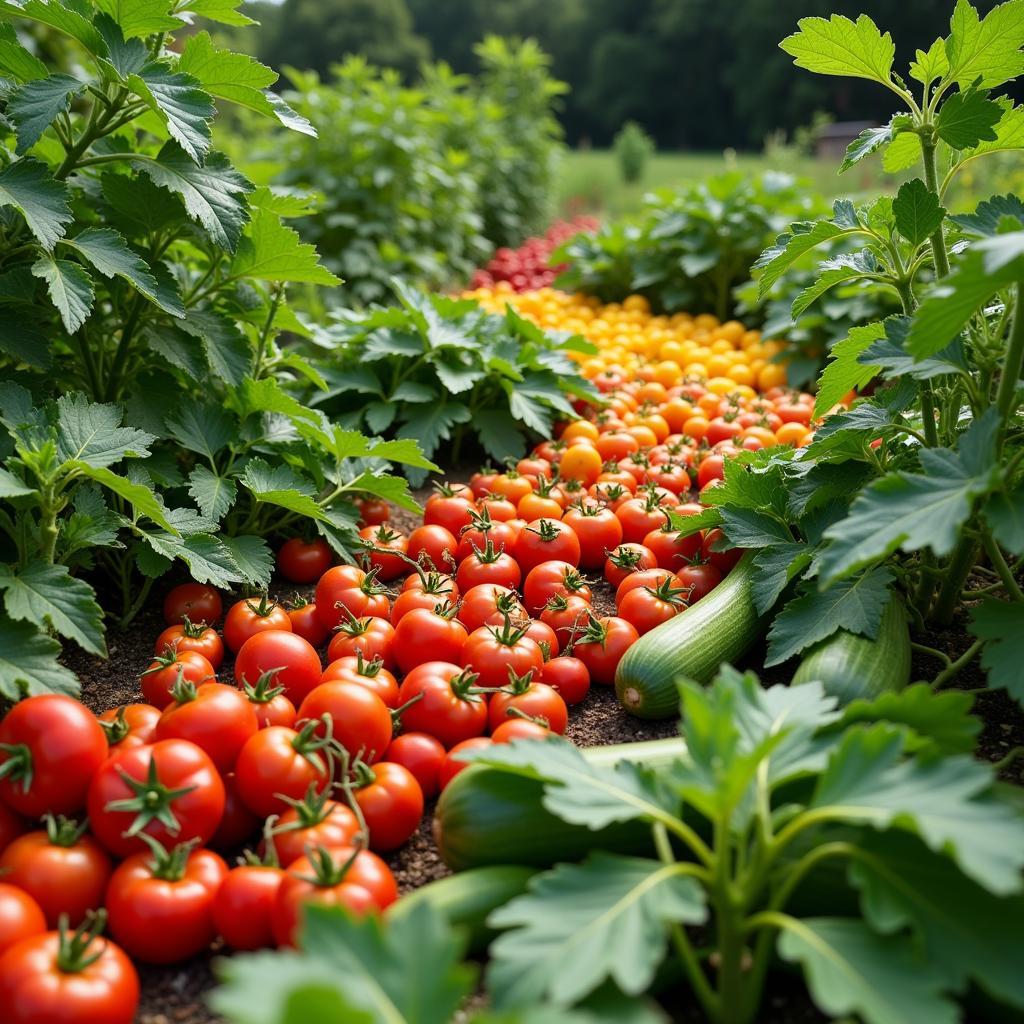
{"left": 212, "top": 668, "right": 1024, "bottom": 1024}
{"left": 680, "top": 2, "right": 1024, "bottom": 702}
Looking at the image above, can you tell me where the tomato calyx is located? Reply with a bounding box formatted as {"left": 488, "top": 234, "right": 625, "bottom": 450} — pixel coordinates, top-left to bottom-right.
{"left": 275, "top": 782, "right": 336, "bottom": 830}
{"left": 501, "top": 667, "right": 538, "bottom": 697}
{"left": 105, "top": 756, "right": 197, "bottom": 838}
{"left": 0, "top": 741, "right": 34, "bottom": 792}
{"left": 464, "top": 505, "right": 496, "bottom": 534}
{"left": 294, "top": 845, "right": 361, "bottom": 889}
{"left": 178, "top": 615, "right": 210, "bottom": 638}
{"left": 333, "top": 607, "right": 377, "bottom": 639}
{"left": 487, "top": 613, "right": 533, "bottom": 648}
{"left": 429, "top": 600, "right": 461, "bottom": 621}
{"left": 288, "top": 593, "right": 313, "bottom": 610}
{"left": 571, "top": 612, "right": 608, "bottom": 649}
{"left": 505, "top": 705, "right": 552, "bottom": 729}
{"left": 244, "top": 593, "right": 283, "bottom": 620}
{"left": 44, "top": 813, "right": 89, "bottom": 847}
{"left": 526, "top": 518, "right": 565, "bottom": 543}
{"left": 243, "top": 669, "right": 288, "bottom": 705}
{"left": 98, "top": 705, "right": 134, "bottom": 745}
{"left": 608, "top": 546, "right": 643, "bottom": 572}
{"left": 447, "top": 667, "right": 500, "bottom": 702}
{"left": 560, "top": 567, "right": 592, "bottom": 596}
{"left": 137, "top": 832, "right": 199, "bottom": 881}
{"left": 352, "top": 651, "right": 386, "bottom": 678}
{"left": 494, "top": 591, "right": 525, "bottom": 618}
{"left": 643, "top": 578, "right": 690, "bottom": 607}
{"left": 597, "top": 482, "right": 628, "bottom": 503}
{"left": 290, "top": 716, "right": 336, "bottom": 776}
{"left": 54, "top": 909, "right": 110, "bottom": 974}
{"left": 467, "top": 536, "right": 508, "bottom": 565}
{"left": 168, "top": 673, "right": 204, "bottom": 706}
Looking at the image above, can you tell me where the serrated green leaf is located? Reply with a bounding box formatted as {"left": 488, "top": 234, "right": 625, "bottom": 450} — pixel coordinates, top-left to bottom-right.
{"left": 240, "top": 458, "right": 323, "bottom": 520}
{"left": 58, "top": 486, "right": 122, "bottom": 561}
{"left": 839, "top": 123, "right": 891, "bottom": 173}
{"left": 813, "top": 320, "right": 886, "bottom": 416}
{"left": 487, "top": 854, "right": 705, "bottom": 1009}
{"left": 0, "top": 158, "right": 72, "bottom": 250}
{"left": 345, "top": 470, "right": 420, "bottom": 514}
{"left": 0, "top": 312, "right": 49, "bottom": 368}
{"left": 892, "top": 178, "right": 946, "bottom": 247}
{"left": 859, "top": 316, "right": 967, "bottom": 380}
{"left": 882, "top": 131, "right": 922, "bottom": 173}
{"left": 63, "top": 227, "right": 185, "bottom": 317}
{"left": 936, "top": 88, "right": 1003, "bottom": 149}
{"left": 718, "top": 507, "right": 792, "bottom": 549}
{"left": 220, "top": 534, "right": 272, "bottom": 589}
{"left": 363, "top": 330, "right": 423, "bottom": 361}
{"left": 0, "top": 466, "right": 35, "bottom": 498}
{"left": 230, "top": 207, "right": 339, "bottom": 285}
{"left": 0, "top": 560, "right": 105, "bottom": 655}
{"left": 812, "top": 723, "right": 1024, "bottom": 893}
{"left": 137, "top": 143, "right": 252, "bottom": 251}
{"left": 187, "top": 464, "right": 236, "bottom": 520}
{"left": 233, "top": 377, "right": 315, "bottom": 425}
{"left": 969, "top": 599, "right": 1024, "bottom": 702}
{"left": 364, "top": 438, "right": 439, "bottom": 472}
{"left": 433, "top": 350, "right": 484, "bottom": 394}
{"left": 144, "top": 324, "right": 206, "bottom": 379}
{"left": 128, "top": 62, "right": 214, "bottom": 164}
{"left": 945, "top": 0, "right": 1024, "bottom": 90}
{"left": 750, "top": 543, "right": 811, "bottom": 615}
{"left": 910, "top": 38, "right": 949, "bottom": 86}
{"left": 754, "top": 220, "right": 851, "bottom": 298}
{"left": 175, "top": 0, "right": 256, "bottom": 26}
{"left": 777, "top": 917, "right": 956, "bottom": 1024}
{"left": 76, "top": 463, "right": 176, "bottom": 531}
{"left": 791, "top": 253, "right": 876, "bottom": 318}
{"left": 92, "top": 13, "right": 147, "bottom": 79}
{"left": 0, "top": 0, "right": 107, "bottom": 59}
{"left": 396, "top": 402, "right": 471, "bottom": 460}
{"left": 475, "top": 408, "right": 526, "bottom": 461}
{"left": 765, "top": 567, "right": 893, "bottom": 666}
{"left": 179, "top": 308, "right": 252, "bottom": 385}
{"left": 55, "top": 392, "right": 154, "bottom": 468}
{"left": 362, "top": 401, "right": 396, "bottom": 435}
{"left": 93, "top": 0, "right": 178, "bottom": 38}
{"left": 30, "top": 254, "right": 93, "bottom": 333}
{"left": 953, "top": 100, "right": 1024, "bottom": 175}
{"left": 164, "top": 402, "right": 233, "bottom": 460}
{"left": 780, "top": 14, "right": 895, "bottom": 84}
{"left": 0, "top": 23, "right": 48, "bottom": 81}
{"left": 138, "top": 528, "right": 244, "bottom": 587}
{"left": 0, "top": 613, "right": 79, "bottom": 699}
{"left": 7, "top": 73, "right": 83, "bottom": 152}
{"left": 985, "top": 484, "right": 1024, "bottom": 554}
{"left": 950, "top": 193, "right": 1024, "bottom": 236}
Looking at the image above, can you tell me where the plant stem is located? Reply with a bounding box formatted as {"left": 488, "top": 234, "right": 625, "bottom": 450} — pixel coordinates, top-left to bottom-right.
{"left": 995, "top": 283, "right": 1024, "bottom": 436}
{"left": 931, "top": 535, "right": 980, "bottom": 625}
{"left": 919, "top": 134, "right": 950, "bottom": 280}
{"left": 712, "top": 816, "right": 746, "bottom": 1023}
{"left": 981, "top": 532, "right": 1024, "bottom": 602}
{"left": 931, "top": 639, "right": 983, "bottom": 689}
{"left": 254, "top": 285, "right": 285, "bottom": 378}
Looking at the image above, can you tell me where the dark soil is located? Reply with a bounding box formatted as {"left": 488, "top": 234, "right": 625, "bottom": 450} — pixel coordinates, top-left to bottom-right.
{"left": 57, "top": 485, "right": 1024, "bottom": 1023}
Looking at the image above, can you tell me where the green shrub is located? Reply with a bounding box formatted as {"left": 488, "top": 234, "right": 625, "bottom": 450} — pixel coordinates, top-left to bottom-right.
{"left": 613, "top": 120, "right": 654, "bottom": 184}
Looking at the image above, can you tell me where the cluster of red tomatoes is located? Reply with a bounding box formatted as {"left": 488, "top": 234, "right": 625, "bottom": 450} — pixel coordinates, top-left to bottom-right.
{"left": 469, "top": 216, "right": 599, "bottom": 292}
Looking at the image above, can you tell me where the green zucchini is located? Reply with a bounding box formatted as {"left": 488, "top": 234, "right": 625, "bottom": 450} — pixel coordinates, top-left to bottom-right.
{"left": 433, "top": 737, "right": 686, "bottom": 871}
{"left": 791, "top": 596, "right": 910, "bottom": 705}
{"left": 385, "top": 866, "right": 536, "bottom": 951}
{"left": 615, "top": 550, "right": 763, "bottom": 719}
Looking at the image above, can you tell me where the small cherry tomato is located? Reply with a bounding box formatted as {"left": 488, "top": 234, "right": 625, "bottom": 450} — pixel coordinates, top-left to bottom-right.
{"left": 571, "top": 614, "right": 640, "bottom": 685}
{"left": 297, "top": 682, "right": 393, "bottom": 764}
{"left": 266, "top": 787, "right": 360, "bottom": 869}
{"left": 223, "top": 595, "right": 292, "bottom": 653}
{"left": 140, "top": 649, "right": 216, "bottom": 709}
{"left": 320, "top": 653, "right": 399, "bottom": 707}
{"left": 286, "top": 597, "right": 331, "bottom": 647}
{"left": 540, "top": 656, "right": 591, "bottom": 705}
{"left": 234, "top": 629, "right": 323, "bottom": 706}
{"left": 277, "top": 537, "right": 332, "bottom": 583}
{"left": 603, "top": 543, "right": 659, "bottom": 589}
{"left": 358, "top": 524, "right": 409, "bottom": 582}
{"left": 327, "top": 615, "right": 396, "bottom": 670}
{"left": 392, "top": 607, "right": 468, "bottom": 675}
{"left": 383, "top": 732, "right": 445, "bottom": 798}
{"left": 213, "top": 862, "right": 286, "bottom": 951}
{"left": 352, "top": 761, "right": 424, "bottom": 851}
{"left": 0, "top": 882, "right": 45, "bottom": 956}
{"left": 153, "top": 618, "right": 224, "bottom": 669}
{"left": 97, "top": 704, "right": 160, "bottom": 752}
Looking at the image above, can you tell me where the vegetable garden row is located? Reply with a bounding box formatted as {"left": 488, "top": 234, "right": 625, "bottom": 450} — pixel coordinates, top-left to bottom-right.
{"left": 0, "top": 2, "right": 1023, "bottom": 1022}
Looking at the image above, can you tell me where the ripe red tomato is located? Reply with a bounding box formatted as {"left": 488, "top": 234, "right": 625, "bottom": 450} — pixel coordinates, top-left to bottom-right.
{"left": 235, "top": 723, "right": 332, "bottom": 819}
{"left": 562, "top": 504, "right": 623, "bottom": 569}
{"left": 163, "top": 583, "right": 222, "bottom": 626}
{"left": 700, "top": 528, "right": 743, "bottom": 574}
{"left": 513, "top": 518, "right": 581, "bottom": 575}
{"left": 87, "top": 740, "right": 225, "bottom": 858}
{"left": 406, "top": 525, "right": 457, "bottom": 572}
{"left": 615, "top": 567, "right": 681, "bottom": 606}
{"left": 298, "top": 680, "right": 394, "bottom": 764}
{"left": 106, "top": 842, "right": 227, "bottom": 963}
{"left": 439, "top": 737, "right": 492, "bottom": 789}
{"left": 0, "top": 817, "right": 111, "bottom": 927}
{"left": 460, "top": 621, "right": 544, "bottom": 689}
{"left": 383, "top": 732, "right": 445, "bottom": 798}
{"left": 241, "top": 674, "right": 297, "bottom": 730}
{"left": 223, "top": 596, "right": 292, "bottom": 653}
{"left": 540, "top": 656, "right": 591, "bottom": 705}
{"left": 522, "top": 560, "right": 593, "bottom": 615}
{"left": 616, "top": 495, "right": 669, "bottom": 544}
{"left": 0, "top": 803, "right": 25, "bottom": 858}
{"left": 618, "top": 577, "right": 688, "bottom": 635}
{"left": 488, "top": 677, "right": 568, "bottom": 734}
{"left": 457, "top": 584, "right": 526, "bottom": 633}
{"left": 392, "top": 607, "right": 468, "bottom": 675}
{"left": 455, "top": 540, "right": 522, "bottom": 592}
{"left": 353, "top": 761, "right": 424, "bottom": 851}
{"left": 266, "top": 788, "right": 360, "bottom": 868}
{"left": 479, "top": 493, "right": 519, "bottom": 522}
{"left": 326, "top": 615, "right": 396, "bottom": 670}
{"left": 0, "top": 882, "right": 45, "bottom": 956}
{"left": 676, "top": 560, "right": 723, "bottom": 603}
{"left": 153, "top": 619, "right": 224, "bottom": 669}
{"left": 315, "top": 565, "right": 390, "bottom": 630}
{"left": 234, "top": 629, "right": 323, "bottom": 706}
{"left": 454, "top": 516, "right": 519, "bottom": 563}
{"left": 491, "top": 719, "right": 551, "bottom": 742}
{"left": 603, "top": 543, "right": 659, "bottom": 588}
{"left": 402, "top": 570, "right": 458, "bottom": 599}
{"left": 0, "top": 695, "right": 108, "bottom": 819}
{"left": 140, "top": 649, "right": 216, "bottom": 709}
{"left": 357, "top": 497, "right": 390, "bottom": 527}
{"left": 520, "top": 617, "right": 560, "bottom": 657}
{"left": 213, "top": 863, "right": 286, "bottom": 951}
{"left": 705, "top": 417, "right": 743, "bottom": 446}
{"left": 696, "top": 453, "right": 727, "bottom": 489}
{"left": 358, "top": 524, "right": 409, "bottom": 581}
{"left": 97, "top": 703, "right": 160, "bottom": 752}
{"left": 643, "top": 523, "right": 703, "bottom": 572}
{"left": 155, "top": 681, "right": 259, "bottom": 774}
{"left": 423, "top": 493, "right": 476, "bottom": 536}
{"left": 286, "top": 598, "right": 331, "bottom": 647}
{"left": 0, "top": 917, "right": 138, "bottom": 1024}
{"left": 320, "top": 654, "right": 399, "bottom": 708}
{"left": 571, "top": 615, "right": 640, "bottom": 685}
{"left": 209, "top": 772, "right": 260, "bottom": 851}
{"left": 540, "top": 594, "right": 593, "bottom": 650}
{"left": 390, "top": 582, "right": 454, "bottom": 625}
{"left": 277, "top": 537, "right": 332, "bottom": 583}
{"left": 396, "top": 662, "right": 490, "bottom": 748}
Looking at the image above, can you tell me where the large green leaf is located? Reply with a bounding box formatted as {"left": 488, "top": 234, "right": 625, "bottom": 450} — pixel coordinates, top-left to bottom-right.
{"left": 487, "top": 854, "right": 705, "bottom": 1008}
{"left": 55, "top": 393, "right": 154, "bottom": 468}
{"left": 75, "top": 463, "right": 176, "bottom": 532}
{"left": 219, "top": 535, "right": 273, "bottom": 589}
{"left": 174, "top": 0, "right": 256, "bottom": 26}
{"left": 396, "top": 402, "right": 471, "bottom": 460}
{"left": 750, "top": 542, "right": 811, "bottom": 615}
{"left": 984, "top": 483, "right": 1024, "bottom": 554}
{"left": 0, "top": 467, "right": 36, "bottom": 499}
{"left": 813, "top": 320, "right": 886, "bottom": 416}
{"left": 945, "top": 0, "right": 1024, "bottom": 90}
{"left": 137, "top": 143, "right": 252, "bottom": 251}
{"left": 180, "top": 309, "right": 252, "bottom": 386}
{"left": 0, "top": 614, "right": 79, "bottom": 699}
{"left": 935, "top": 88, "right": 1003, "bottom": 149}
{"left": 31, "top": 254, "right": 94, "bottom": 333}
{"left": 0, "top": 159, "right": 72, "bottom": 251}
{"left": 93, "top": 0, "right": 178, "bottom": 38}
{"left": 7, "top": 73, "right": 83, "bottom": 152}
{"left": 0, "top": 560, "right": 105, "bottom": 656}
{"left": 0, "top": 0, "right": 107, "bottom": 59}
{"left": 968, "top": 599, "right": 1024, "bottom": 703}
{"left": 812, "top": 724, "right": 1024, "bottom": 893}
{"left": 910, "top": 38, "right": 949, "bottom": 86}
{"left": 345, "top": 470, "right": 420, "bottom": 515}
{"left": 230, "top": 207, "right": 340, "bottom": 285}
{"left": 891, "top": 178, "right": 945, "bottom": 247}
{"left": 0, "top": 22, "right": 48, "bottom": 80}
{"left": 779, "top": 14, "right": 895, "bottom": 84}
{"left": 164, "top": 402, "right": 234, "bottom": 460}
{"left": 765, "top": 567, "right": 893, "bottom": 666}
{"left": 953, "top": 100, "right": 1024, "bottom": 173}
{"left": 364, "top": 438, "right": 439, "bottom": 472}
{"left": 240, "top": 458, "right": 324, "bottom": 520}
{"left": 776, "top": 917, "right": 956, "bottom": 1024}
{"left": 187, "top": 464, "right": 236, "bottom": 521}
{"left": 755, "top": 218, "right": 855, "bottom": 298}
{"left": 128, "top": 62, "right": 214, "bottom": 164}
{"left": 137, "top": 528, "right": 244, "bottom": 587}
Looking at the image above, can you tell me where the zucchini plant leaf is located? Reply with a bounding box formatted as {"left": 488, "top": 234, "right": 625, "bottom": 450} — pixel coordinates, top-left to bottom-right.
{"left": 56, "top": 393, "right": 155, "bottom": 468}
{"left": 935, "top": 88, "right": 1003, "bottom": 149}
{"left": 944, "top": 0, "right": 1024, "bottom": 90}
{"left": 0, "top": 613, "right": 79, "bottom": 698}
{"left": 968, "top": 599, "right": 1024, "bottom": 702}
{"left": 813, "top": 320, "right": 886, "bottom": 416}
{"left": 892, "top": 178, "right": 945, "bottom": 247}
{"left": 0, "top": 157, "right": 73, "bottom": 251}
{"left": 750, "top": 542, "right": 812, "bottom": 614}
{"left": 136, "top": 528, "right": 245, "bottom": 587}
{"left": 779, "top": 14, "right": 895, "bottom": 85}
{"left": 487, "top": 853, "right": 706, "bottom": 1009}
{"left": 240, "top": 459, "right": 324, "bottom": 520}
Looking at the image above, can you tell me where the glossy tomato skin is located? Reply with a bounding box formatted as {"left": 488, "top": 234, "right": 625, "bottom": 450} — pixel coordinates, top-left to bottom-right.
{"left": 439, "top": 737, "right": 492, "bottom": 790}
{"left": 522, "top": 560, "right": 593, "bottom": 616}
{"left": 326, "top": 616, "right": 396, "bottom": 670}
{"left": 0, "top": 825, "right": 111, "bottom": 927}
{"left": 213, "top": 864, "right": 286, "bottom": 950}
{"left": 617, "top": 586, "right": 685, "bottom": 635}
{"left": 0, "top": 927, "right": 139, "bottom": 1024}
{"left": 488, "top": 682, "right": 568, "bottom": 734}
{"left": 209, "top": 773, "right": 260, "bottom": 852}
{"left": 615, "top": 497, "right": 668, "bottom": 545}
{"left": 234, "top": 630, "right": 323, "bottom": 706}
{"left": 406, "top": 525, "right": 457, "bottom": 572}
{"left": 423, "top": 495, "right": 476, "bottom": 537}
{"left": 615, "top": 567, "right": 680, "bottom": 606}
{"left": 286, "top": 601, "right": 330, "bottom": 648}
{"left": 390, "top": 586, "right": 451, "bottom": 625}
{"left": 235, "top": 726, "right": 331, "bottom": 819}
{"left": 153, "top": 623, "right": 224, "bottom": 669}
{"left": 315, "top": 566, "right": 390, "bottom": 630}
{"left": 269, "top": 799, "right": 360, "bottom": 869}
{"left": 87, "top": 741, "right": 225, "bottom": 859}
{"left": 540, "top": 656, "right": 591, "bottom": 705}
{"left": 383, "top": 733, "right": 445, "bottom": 799}
{"left": 223, "top": 598, "right": 292, "bottom": 654}
{"left": 562, "top": 505, "right": 623, "bottom": 569}
{"left": 455, "top": 547, "right": 522, "bottom": 592}
{"left": 0, "top": 883, "right": 45, "bottom": 956}
{"left": 297, "top": 682, "right": 393, "bottom": 765}
{"left": 700, "top": 528, "right": 743, "bottom": 574}
{"left": 540, "top": 595, "right": 593, "bottom": 650}
{"left": 141, "top": 650, "right": 216, "bottom": 709}
{"left": 603, "top": 543, "right": 659, "bottom": 589}
{"left": 0, "top": 695, "right": 108, "bottom": 819}
{"left": 675, "top": 561, "right": 723, "bottom": 603}
{"left": 643, "top": 525, "right": 703, "bottom": 572}
{"left": 353, "top": 762, "right": 424, "bottom": 851}
{"left": 457, "top": 584, "right": 525, "bottom": 633}
{"left": 491, "top": 719, "right": 551, "bottom": 742}
{"left": 573, "top": 616, "right": 640, "bottom": 686}
{"left": 460, "top": 626, "right": 544, "bottom": 689}
{"left": 319, "top": 656, "right": 399, "bottom": 708}
{"left": 513, "top": 518, "right": 581, "bottom": 575}
{"left": 392, "top": 608, "right": 468, "bottom": 675}
{"left": 163, "top": 583, "right": 222, "bottom": 626}
{"left": 155, "top": 683, "right": 259, "bottom": 774}
{"left": 245, "top": 686, "right": 297, "bottom": 730}
{"left": 396, "top": 663, "right": 489, "bottom": 749}
{"left": 106, "top": 846, "right": 227, "bottom": 964}
{"left": 97, "top": 703, "right": 160, "bottom": 752}
{"left": 357, "top": 498, "right": 390, "bottom": 527}
{"left": 277, "top": 537, "right": 332, "bottom": 583}
{"left": 357, "top": 525, "right": 408, "bottom": 581}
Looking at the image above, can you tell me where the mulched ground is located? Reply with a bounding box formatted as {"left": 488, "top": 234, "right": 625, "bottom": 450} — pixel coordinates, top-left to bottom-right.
{"left": 58, "top": 486, "right": 1024, "bottom": 1023}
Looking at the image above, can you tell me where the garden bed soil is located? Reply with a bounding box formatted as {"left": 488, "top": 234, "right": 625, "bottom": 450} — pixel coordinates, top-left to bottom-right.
{"left": 60, "top": 491, "right": 1024, "bottom": 1022}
